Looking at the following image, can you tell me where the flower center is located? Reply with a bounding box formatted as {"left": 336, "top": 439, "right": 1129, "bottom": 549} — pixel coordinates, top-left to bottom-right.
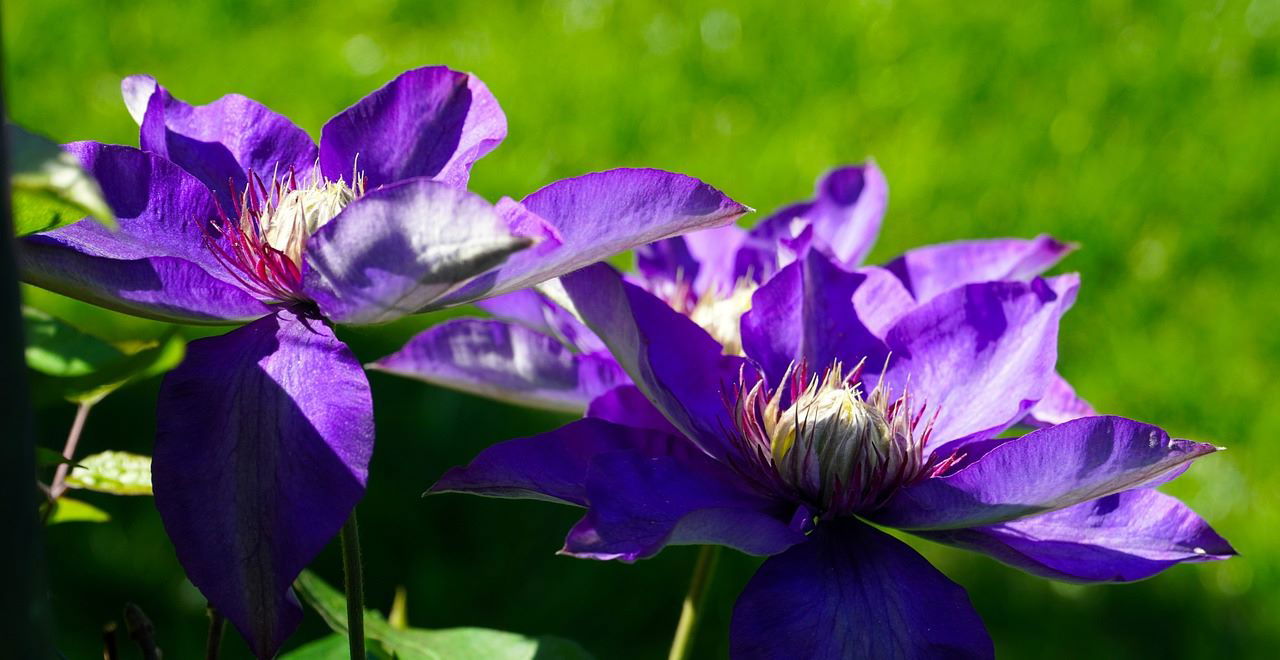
{"left": 660, "top": 278, "right": 757, "bottom": 355}
{"left": 204, "top": 164, "right": 364, "bottom": 303}
{"left": 731, "top": 361, "right": 935, "bottom": 517}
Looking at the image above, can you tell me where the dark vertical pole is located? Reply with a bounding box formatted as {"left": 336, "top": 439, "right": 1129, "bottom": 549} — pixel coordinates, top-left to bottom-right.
{"left": 0, "top": 23, "right": 55, "bottom": 660}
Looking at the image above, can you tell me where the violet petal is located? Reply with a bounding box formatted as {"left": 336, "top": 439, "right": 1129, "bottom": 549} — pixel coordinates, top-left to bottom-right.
{"left": 302, "top": 178, "right": 530, "bottom": 325}
{"left": 319, "top": 66, "right": 505, "bottom": 189}
{"left": 873, "top": 415, "right": 1219, "bottom": 530}
{"left": 885, "top": 234, "right": 1074, "bottom": 303}
{"left": 370, "top": 318, "right": 626, "bottom": 414}
{"left": 916, "top": 488, "right": 1235, "bottom": 582}
{"left": 730, "top": 518, "right": 993, "bottom": 660}
{"left": 153, "top": 310, "right": 372, "bottom": 658}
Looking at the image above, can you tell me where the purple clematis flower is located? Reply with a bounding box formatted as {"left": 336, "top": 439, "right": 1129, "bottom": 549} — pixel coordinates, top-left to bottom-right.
{"left": 429, "top": 256, "right": 1233, "bottom": 658}
{"left": 18, "top": 67, "right": 748, "bottom": 657}
{"left": 373, "top": 162, "right": 1092, "bottom": 426}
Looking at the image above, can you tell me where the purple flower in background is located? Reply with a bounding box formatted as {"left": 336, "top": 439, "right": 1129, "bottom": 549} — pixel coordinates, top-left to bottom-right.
{"left": 430, "top": 259, "right": 1233, "bottom": 658}
{"left": 18, "top": 67, "right": 747, "bottom": 657}
{"left": 373, "top": 162, "right": 1092, "bottom": 426}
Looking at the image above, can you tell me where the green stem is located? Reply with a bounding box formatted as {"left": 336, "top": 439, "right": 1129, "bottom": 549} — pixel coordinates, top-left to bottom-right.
{"left": 340, "top": 511, "right": 365, "bottom": 659}
{"left": 667, "top": 545, "right": 721, "bottom": 660}
{"left": 204, "top": 606, "right": 225, "bottom": 660}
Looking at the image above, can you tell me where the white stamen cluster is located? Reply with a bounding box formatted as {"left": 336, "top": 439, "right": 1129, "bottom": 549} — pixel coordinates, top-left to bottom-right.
{"left": 732, "top": 361, "right": 933, "bottom": 516}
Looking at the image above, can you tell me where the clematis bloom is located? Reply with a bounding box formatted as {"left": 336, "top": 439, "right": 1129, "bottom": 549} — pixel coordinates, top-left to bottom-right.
{"left": 18, "top": 67, "right": 748, "bottom": 657}
{"left": 374, "top": 163, "right": 1092, "bottom": 427}
{"left": 430, "top": 258, "right": 1233, "bottom": 658}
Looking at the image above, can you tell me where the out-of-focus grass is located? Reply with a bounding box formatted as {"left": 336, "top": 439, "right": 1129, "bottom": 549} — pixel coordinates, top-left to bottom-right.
{"left": 5, "top": 0, "right": 1278, "bottom": 657}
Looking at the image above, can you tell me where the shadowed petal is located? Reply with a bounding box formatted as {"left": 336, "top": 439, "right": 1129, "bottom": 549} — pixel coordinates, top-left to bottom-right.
{"left": 41, "top": 142, "right": 231, "bottom": 278}
{"left": 741, "top": 249, "right": 888, "bottom": 384}
{"left": 153, "top": 310, "right": 372, "bottom": 658}
{"left": 1023, "top": 372, "right": 1096, "bottom": 428}
{"left": 370, "top": 318, "right": 626, "bottom": 413}
{"left": 585, "top": 385, "right": 678, "bottom": 436}
{"left": 879, "top": 276, "right": 1079, "bottom": 451}
{"left": 563, "top": 450, "right": 804, "bottom": 560}
{"left": 636, "top": 224, "right": 749, "bottom": 297}
{"left": 430, "top": 417, "right": 686, "bottom": 506}
{"left": 477, "top": 288, "right": 605, "bottom": 354}
{"left": 873, "top": 416, "right": 1219, "bottom": 530}
{"left": 559, "top": 263, "right": 752, "bottom": 460}
{"left": 916, "top": 488, "right": 1235, "bottom": 583}
{"left": 319, "top": 66, "right": 505, "bottom": 189}
{"left": 434, "top": 169, "right": 748, "bottom": 305}
{"left": 18, "top": 240, "right": 269, "bottom": 324}
{"left": 127, "top": 75, "right": 318, "bottom": 207}
{"left": 851, "top": 265, "right": 918, "bottom": 336}
{"left": 885, "top": 234, "right": 1074, "bottom": 303}
{"left": 736, "top": 163, "right": 888, "bottom": 280}
{"left": 302, "top": 178, "right": 531, "bottom": 325}
{"left": 730, "top": 518, "right": 993, "bottom": 660}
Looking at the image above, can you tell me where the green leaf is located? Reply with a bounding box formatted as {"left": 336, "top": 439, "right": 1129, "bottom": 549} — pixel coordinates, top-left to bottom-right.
{"left": 61, "top": 331, "right": 186, "bottom": 404}
{"left": 45, "top": 497, "right": 110, "bottom": 524}
{"left": 23, "top": 306, "right": 125, "bottom": 377}
{"left": 294, "top": 571, "right": 594, "bottom": 660}
{"left": 280, "top": 634, "right": 391, "bottom": 660}
{"left": 65, "top": 451, "right": 152, "bottom": 495}
{"left": 8, "top": 123, "right": 116, "bottom": 234}
{"left": 36, "top": 446, "right": 82, "bottom": 468}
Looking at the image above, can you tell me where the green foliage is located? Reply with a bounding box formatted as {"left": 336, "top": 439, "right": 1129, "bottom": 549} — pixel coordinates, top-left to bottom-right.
{"left": 23, "top": 306, "right": 187, "bottom": 404}
{"left": 65, "top": 451, "right": 152, "bottom": 496}
{"left": 7, "top": 123, "right": 116, "bottom": 234}
{"left": 294, "top": 571, "right": 593, "bottom": 660}
{"left": 44, "top": 497, "right": 110, "bottom": 525}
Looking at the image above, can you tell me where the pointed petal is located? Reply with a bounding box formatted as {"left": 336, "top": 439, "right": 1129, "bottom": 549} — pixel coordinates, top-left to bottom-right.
{"left": 558, "top": 263, "right": 752, "bottom": 460}
{"left": 319, "top": 66, "right": 505, "bottom": 189}
{"left": 879, "top": 276, "right": 1079, "bottom": 450}
{"left": 740, "top": 249, "right": 888, "bottom": 384}
{"left": 434, "top": 169, "right": 748, "bottom": 305}
{"left": 885, "top": 234, "right": 1074, "bottom": 303}
{"left": 730, "top": 518, "right": 993, "bottom": 660}
{"left": 18, "top": 241, "right": 269, "bottom": 324}
{"left": 430, "top": 417, "right": 684, "bottom": 506}
{"left": 1022, "top": 372, "right": 1096, "bottom": 428}
{"left": 736, "top": 163, "right": 888, "bottom": 281}
{"left": 916, "top": 488, "right": 1234, "bottom": 583}
{"left": 370, "top": 318, "right": 626, "bottom": 413}
{"left": 873, "top": 416, "right": 1219, "bottom": 530}
{"left": 132, "top": 77, "right": 317, "bottom": 206}
{"left": 302, "top": 178, "right": 530, "bottom": 325}
{"left": 564, "top": 449, "right": 803, "bottom": 560}
{"left": 153, "top": 310, "right": 372, "bottom": 657}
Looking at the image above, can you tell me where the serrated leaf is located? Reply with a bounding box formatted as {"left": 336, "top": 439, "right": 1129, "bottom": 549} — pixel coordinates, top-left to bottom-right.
{"left": 66, "top": 451, "right": 152, "bottom": 495}
{"left": 23, "top": 306, "right": 125, "bottom": 377}
{"left": 294, "top": 571, "right": 594, "bottom": 660}
{"left": 45, "top": 497, "right": 110, "bottom": 524}
{"left": 8, "top": 123, "right": 116, "bottom": 234}
{"left": 62, "top": 332, "right": 186, "bottom": 404}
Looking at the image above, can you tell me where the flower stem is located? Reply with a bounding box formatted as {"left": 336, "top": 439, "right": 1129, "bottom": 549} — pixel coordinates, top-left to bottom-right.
{"left": 50, "top": 401, "right": 93, "bottom": 499}
{"left": 340, "top": 511, "right": 365, "bottom": 659}
{"left": 204, "top": 606, "right": 225, "bottom": 660}
{"left": 667, "top": 545, "right": 721, "bottom": 660}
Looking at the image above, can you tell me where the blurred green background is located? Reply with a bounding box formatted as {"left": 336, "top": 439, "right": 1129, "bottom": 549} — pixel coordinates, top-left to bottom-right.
{"left": 5, "top": 0, "right": 1278, "bottom": 657}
